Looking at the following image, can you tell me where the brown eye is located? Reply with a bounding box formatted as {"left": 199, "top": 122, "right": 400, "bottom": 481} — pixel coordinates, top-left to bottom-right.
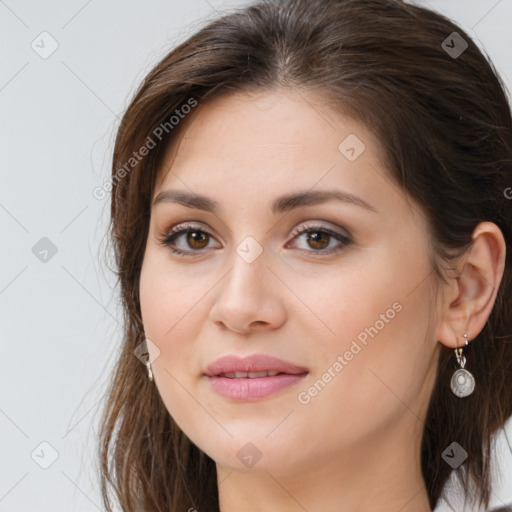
{"left": 288, "top": 223, "right": 352, "bottom": 255}
{"left": 159, "top": 224, "right": 220, "bottom": 256}
{"left": 185, "top": 231, "right": 209, "bottom": 249}
{"left": 304, "top": 231, "right": 331, "bottom": 250}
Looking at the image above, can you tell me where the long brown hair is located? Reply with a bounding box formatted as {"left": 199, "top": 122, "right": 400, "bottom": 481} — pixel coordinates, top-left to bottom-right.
{"left": 97, "top": 0, "right": 512, "bottom": 510}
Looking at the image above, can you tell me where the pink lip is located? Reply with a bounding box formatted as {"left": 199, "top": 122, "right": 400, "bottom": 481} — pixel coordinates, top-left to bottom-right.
{"left": 204, "top": 354, "right": 309, "bottom": 401}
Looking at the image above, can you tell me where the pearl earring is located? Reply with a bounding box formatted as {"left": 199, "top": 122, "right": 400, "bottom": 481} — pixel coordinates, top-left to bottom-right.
{"left": 450, "top": 333, "right": 475, "bottom": 397}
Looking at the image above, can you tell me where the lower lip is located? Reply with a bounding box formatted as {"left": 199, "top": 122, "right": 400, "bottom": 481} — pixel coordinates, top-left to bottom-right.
{"left": 206, "top": 373, "right": 308, "bottom": 401}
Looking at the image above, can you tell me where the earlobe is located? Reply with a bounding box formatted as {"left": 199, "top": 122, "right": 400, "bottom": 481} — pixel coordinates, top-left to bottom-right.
{"left": 436, "top": 221, "right": 506, "bottom": 349}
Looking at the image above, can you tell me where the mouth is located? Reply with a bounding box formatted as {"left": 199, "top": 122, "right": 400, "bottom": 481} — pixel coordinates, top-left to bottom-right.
{"left": 218, "top": 370, "right": 287, "bottom": 378}
{"left": 204, "top": 354, "right": 309, "bottom": 401}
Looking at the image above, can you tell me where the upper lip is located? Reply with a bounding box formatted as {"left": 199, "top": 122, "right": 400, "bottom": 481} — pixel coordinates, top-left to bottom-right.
{"left": 204, "top": 354, "right": 309, "bottom": 377}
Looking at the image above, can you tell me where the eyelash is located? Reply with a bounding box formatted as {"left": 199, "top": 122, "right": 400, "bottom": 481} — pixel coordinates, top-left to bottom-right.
{"left": 158, "top": 221, "right": 352, "bottom": 258}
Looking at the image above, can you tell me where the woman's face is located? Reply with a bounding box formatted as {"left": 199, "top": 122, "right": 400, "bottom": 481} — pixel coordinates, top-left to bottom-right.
{"left": 139, "top": 88, "right": 441, "bottom": 476}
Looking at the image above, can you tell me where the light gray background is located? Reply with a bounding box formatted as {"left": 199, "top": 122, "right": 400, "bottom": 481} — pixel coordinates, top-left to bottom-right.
{"left": 1, "top": 1, "right": 511, "bottom": 511}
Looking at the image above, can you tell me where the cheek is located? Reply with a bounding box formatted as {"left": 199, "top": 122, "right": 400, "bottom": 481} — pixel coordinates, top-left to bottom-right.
{"left": 139, "top": 262, "right": 208, "bottom": 430}
{"left": 139, "top": 248, "right": 205, "bottom": 342}
{"left": 139, "top": 257, "right": 198, "bottom": 378}
{"left": 286, "top": 251, "right": 401, "bottom": 352}
{"left": 295, "top": 247, "right": 433, "bottom": 409}
{"left": 138, "top": 250, "right": 223, "bottom": 369}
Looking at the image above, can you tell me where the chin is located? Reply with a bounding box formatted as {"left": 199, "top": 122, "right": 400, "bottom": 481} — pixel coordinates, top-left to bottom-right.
{"left": 191, "top": 430, "right": 308, "bottom": 474}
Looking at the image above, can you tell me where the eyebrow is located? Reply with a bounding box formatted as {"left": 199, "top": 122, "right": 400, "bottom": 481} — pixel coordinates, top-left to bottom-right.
{"left": 152, "top": 188, "right": 378, "bottom": 214}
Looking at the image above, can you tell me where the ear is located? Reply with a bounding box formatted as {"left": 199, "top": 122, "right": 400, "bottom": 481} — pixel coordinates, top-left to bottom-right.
{"left": 436, "top": 221, "right": 506, "bottom": 348}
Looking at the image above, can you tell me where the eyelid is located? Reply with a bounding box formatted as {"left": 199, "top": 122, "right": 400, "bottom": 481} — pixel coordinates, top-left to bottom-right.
{"left": 166, "top": 221, "right": 221, "bottom": 241}
{"left": 162, "top": 218, "right": 351, "bottom": 240}
{"left": 286, "top": 222, "right": 352, "bottom": 253}
{"left": 158, "top": 221, "right": 221, "bottom": 256}
{"left": 289, "top": 220, "right": 352, "bottom": 239}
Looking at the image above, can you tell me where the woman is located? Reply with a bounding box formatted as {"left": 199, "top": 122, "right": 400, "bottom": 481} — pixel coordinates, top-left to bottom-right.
{"left": 97, "top": 0, "right": 512, "bottom": 511}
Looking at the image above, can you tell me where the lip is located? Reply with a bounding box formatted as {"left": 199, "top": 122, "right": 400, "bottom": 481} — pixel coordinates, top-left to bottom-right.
{"left": 204, "top": 354, "right": 309, "bottom": 376}
{"left": 204, "top": 354, "right": 309, "bottom": 401}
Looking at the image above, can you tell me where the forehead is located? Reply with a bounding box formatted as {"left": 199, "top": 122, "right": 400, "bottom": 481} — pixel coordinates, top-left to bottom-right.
{"left": 155, "top": 88, "right": 386, "bottom": 192}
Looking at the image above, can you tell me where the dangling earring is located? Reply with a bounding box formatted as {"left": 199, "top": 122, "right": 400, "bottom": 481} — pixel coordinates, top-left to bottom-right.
{"left": 146, "top": 358, "right": 153, "bottom": 382}
{"left": 450, "top": 333, "right": 475, "bottom": 397}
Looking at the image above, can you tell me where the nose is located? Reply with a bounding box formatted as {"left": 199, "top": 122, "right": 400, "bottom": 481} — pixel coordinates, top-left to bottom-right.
{"left": 209, "top": 250, "right": 286, "bottom": 335}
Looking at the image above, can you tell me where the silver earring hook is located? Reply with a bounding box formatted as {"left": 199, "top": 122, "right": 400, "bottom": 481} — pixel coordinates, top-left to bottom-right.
{"left": 455, "top": 333, "right": 468, "bottom": 368}
{"left": 146, "top": 358, "right": 153, "bottom": 381}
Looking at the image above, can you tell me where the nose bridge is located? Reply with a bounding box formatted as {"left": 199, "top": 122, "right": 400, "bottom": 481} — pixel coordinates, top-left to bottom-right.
{"left": 209, "top": 230, "right": 283, "bottom": 332}
{"left": 226, "top": 233, "right": 268, "bottom": 297}
{"left": 222, "top": 212, "right": 270, "bottom": 280}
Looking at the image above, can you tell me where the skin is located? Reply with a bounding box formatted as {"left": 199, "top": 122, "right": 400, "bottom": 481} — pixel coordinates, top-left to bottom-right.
{"left": 139, "top": 88, "right": 506, "bottom": 512}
